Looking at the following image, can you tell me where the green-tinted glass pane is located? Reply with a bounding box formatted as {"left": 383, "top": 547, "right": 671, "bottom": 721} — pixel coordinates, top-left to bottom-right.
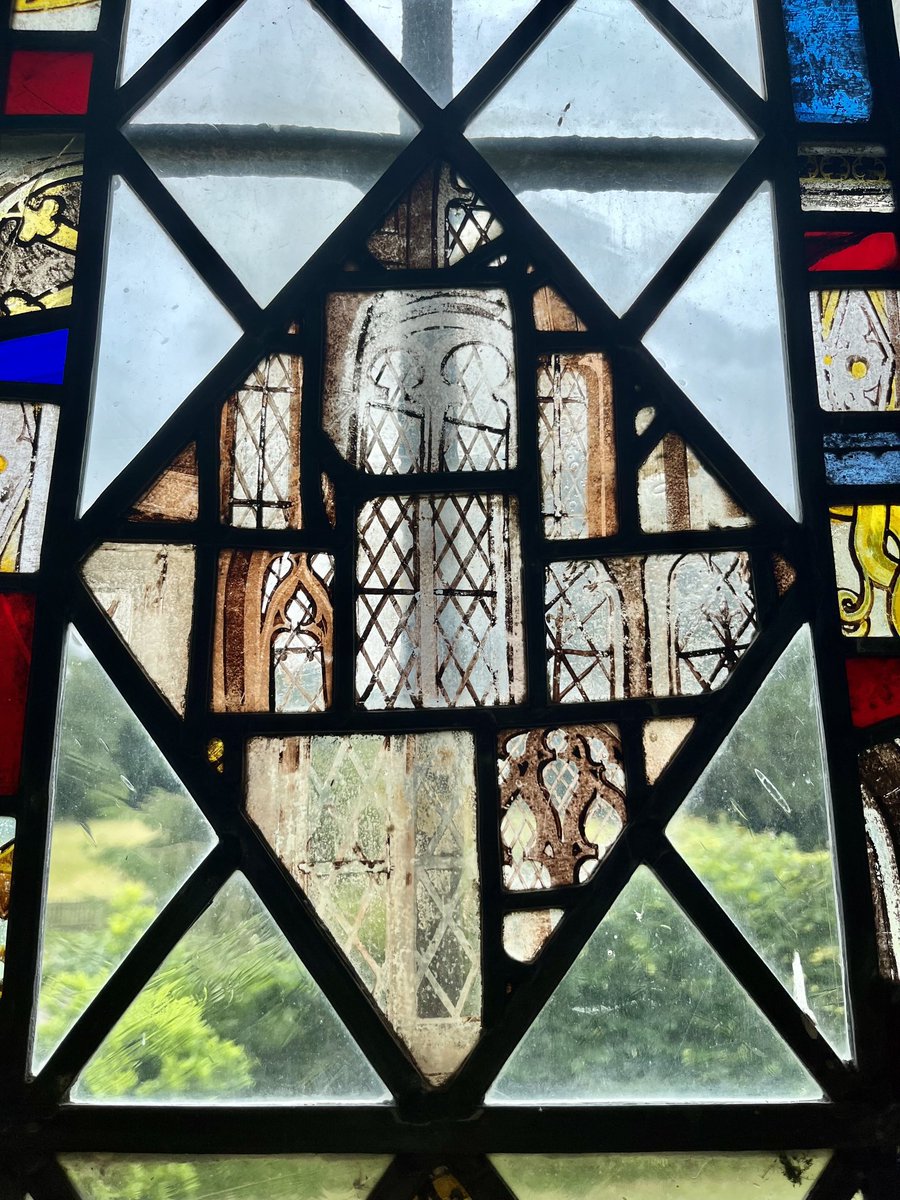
{"left": 487, "top": 867, "right": 820, "bottom": 1102}
{"left": 62, "top": 1153, "right": 390, "bottom": 1200}
{"left": 33, "top": 628, "right": 216, "bottom": 1072}
{"left": 668, "top": 626, "right": 850, "bottom": 1059}
{"left": 73, "top": 873, "right": 389, "bottom": 1102}
{"left": 491, "top": 1153, "right": 830, "bottom": 1200}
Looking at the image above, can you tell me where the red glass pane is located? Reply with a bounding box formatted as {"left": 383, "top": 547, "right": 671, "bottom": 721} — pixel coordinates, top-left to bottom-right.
{"left": 806, "top": 231, "right": 900, "bottom": 271}
{"left": 5, "top": 51, "right": 93, "bottom": 116}
{"left": 846, "top": 657, "right": 900, "bottom": 728}
{"left": 0, "top": 593, "right": 35, "bottom": 794}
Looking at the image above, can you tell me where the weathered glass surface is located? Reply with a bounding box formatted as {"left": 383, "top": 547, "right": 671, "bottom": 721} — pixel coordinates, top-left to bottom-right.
{"left": 5, "top": 51, "right": 93, "bottom": 116}
{"left": 119, "top": 0, "right": 204, "bottom": 83}
{"left": 129, "top": 445, "right": 198, "bottom": 523}
{"left": 847, "top": 657, "right": 900, "bottom": 728}
{"left": 830, "top": 505, "right": 900, "bottom": 638}
{"left": 491, "top": 1153, "right": 830, "bottom": 1200}
{"left": 63, "top": 1154, "right": 390, "bottom": 1200}
{"left": 672, "top": 0, "right": 763, "bottom": 93}
{"left": 533, "top": 286, "right": 587, "bottom": 332}
{"left": 81, "top": 542, "right": 195, "bottom": 715}
{"left": 487, "top": 867, "right": 820, "bottom": 1102}
{"left": 83, "top": 178, "right": 239, "bottom": 513}
{"left": 546, "top": 552, "right": 757, "bottom": 703}
{"left": 799, "top": 145, "right": 894, "bottom": 213}
{"left": 11, "top": 0, "right": 100, "bottom": 29}
{"left": 669, "top": 627, "right": 849, "bottom": 1058}
{"left": 347, "top": 0, "right": 535, "bottom": 104}
{"left": 0, "top": 137, "right": 81, "bottom": 316}
{"left": 498, "top": 726, "right": 626, "bottom": 890}
{"left": 638, "top": 432, "right": 751, "bottom": 533}
{"left": 824, "top": 433, "right": 900, "bottom": 486}
{"left": 858, "top": 739, "right": 900, "bottom": 982}
{"left": 467, "top": 1, "right": 754, "bottom": 315}
{"left": 503, "top": 911, "right": 563, "bottom": 964}
{"left": 368, "top": 164, "right": 502, "bottom": 269}
{"left": 0, "top": 591, "right": 34, "bottom": 794}
{"left": 642, "top": 717, "right": 695, "bottom": 785}
{"left": 33, "top": 628, "right": 215, "bottom": 1072}
{"left": 0, "top": 400, "right": 58, "bottom": 571}
{"left": 357, "top": 494, "right": 524, "bottom": 708}
{"left": 246, "top": 731, "right": 480, "bottom": 1084}
{"left": 538, "top": 353, "right": 616, "bottom": 540}
{"left": 810, "top": 290, "right": 900, "bottom": 412}
{"left": 213, "top": 550, "right": 333, "bottom": 713}
{"left": 326, "top": 290, "right": 516, "bottom": 474}
{"left": 220, "top": 355, "right": 302, "bottom": 529}
{"left": 0, "top": 816, "right": 14, "bottom": 991}
{"left": 645, "top": 188, "right": 797, "bottom": 517}
{"left": 806, "top": 231, "right": 900, "bottom": 271}
{"left": 782, "top": 0, "right": 872, "bottom": 123}
{"left": 635, "top": 405, "right": 656, "bottom": 435}
{"left": 0, "top": 328, "right": 67, "bottom": 384}
{"left": 771, "top": 551, "right": 797, "bottom": 597}
{"left": 73, "top": 873, "right": 388, "bottom": 1102}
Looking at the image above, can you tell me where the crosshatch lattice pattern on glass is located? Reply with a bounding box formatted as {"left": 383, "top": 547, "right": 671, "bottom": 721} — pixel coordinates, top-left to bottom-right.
{"left": 1, "top": 0, "right": 900, "bottom": 1197}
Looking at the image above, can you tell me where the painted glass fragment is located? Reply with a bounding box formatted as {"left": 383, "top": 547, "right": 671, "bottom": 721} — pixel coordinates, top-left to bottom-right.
{"left": 782, "top": 0, "right": 872, "bottom": 123}
{"left": 546, "top": 553, "right": 757, "bottom": 703}
{"left": 74, "top": 873, "right": 388, "bottom": 1102}
{"left": 634, "top": 406, "right": 655, "bottom": 435}
{"left": 129, "top": 445, "right": 198, "bottom": 523}
{"left": 221, "top": 355, "right": 301, "bottom": 529}
{"left": 491, "top": 1153, "right": 830, "bottom": 1200}
{"left": 33, "top": 628, "right": 215, "bottom": 1072}
{"left": 498, "top": 726, "right": 626, "bottom": 890}
{"left": 830, "top": 506, "right": 900, "bottom": 638}
{"left": 533, "top": 287, "right": 587, "bottom": 332}
{"left": 11, "top": 0, "right": 100, "bottom": 29}
{"left": 0, "top": 816, "right": 14, "bottom": 993}
{"left": 0, "top": 591, "right": 34, "bottom": 794}
{"left": 642, "top": 717, "right": 695, "bottom": 785}
{"left": 326, "top": 290, "right": 516, "bottom": 474}
{"left": 771, "top": 552, "right": 797, "bottom": 597}
{"left": 368, "top": 164, "right": 502, "bottom": 269}
{"left": 63, "top": 1155, "right": 390, "bottom": 1200}
{"left": 411, "top": 1167, "right": 473, "bottom": 1200}
{"left": 81, "top": 542, "right": 195, "bottom": 714}
{"left": 0, "top": 401, "right": 58, "bottom": 572}
{"left": 538, "top": 353, "right": 616, "bottom": 540}
{"left": 858, "top": 740, "right": 900, "bottom": 981}
{"left": 503, "top": 911, "right": 564, "bottom": 964}
{"left": 213, "top": 550, "right": 333, "bottom": 714}
{"left": 644, "top": 188, "right": 798, "bottom": 517}
{"left": 669, "top": 627, "right": 849, "bottom": 1057}
{"left": 824, "top": 433, "right": 900, "bottom": 486}
{"left": 637, "top": 432, "right": 751, "bottom": 533}
{"left": 84, "top": 178, "right": 239, "bottom": 513}
{"left": 846, "top": 657, "right": 900, "bottom": 728}
{"left": 246, "top": 731, "right": 480, "bottom": 1084}
{"left": 806, "top": 232, "right": 900, "bottom": 272}
{"left": 799, "top": 145, "right": 893, "bottom": 213}
{"left": 357, "top": 494, "right": 524, "bottom": 708}
{"left": 810, "top": 290, "right": 900, "bottom": 412}
{"left": 0, "top": 138, "right": 81, "bottom": 317}
{"left": 5, "top": 51, "right": 93, "bottom": 115}
{"left": 0, "top": 329, "right": 67, "bottom": 384}
{"left": 488, "top": 867, "right": 820, "bottom": 1102}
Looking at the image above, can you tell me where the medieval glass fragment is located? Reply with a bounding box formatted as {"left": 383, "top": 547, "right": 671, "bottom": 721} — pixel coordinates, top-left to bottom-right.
{"left": 81, "top": 542, "right": 195, "bottom": 715}
{"left": 0, "top": 329, "right": 67, "bottom": 385}
{"left": 498, "top": 726, "right": 626, "bottom": 890}
{"left": 0, "top": 591, "right": 34, "bottom": 794}
{"left": 246, "top": 731, "right": 480, "bottom": 1084}
{"left": 357, "top": 494, "right": 524, "bottom": 708}
{"left": 5, "top": 51, "right": 93, "bottom": 115}
{"left": 213, "top": 551, "right": 333, "bottom": 713}
{"left": 0, "top": 816, "right": 13, "bottom": 990}
{"left": 669, "top": 627, "right": 850, "bottom": 1058}
{"left": 326, "top": 290, "right": 517, "bottom": 474}
{"left": 533, "top": 287, "right": 587, "bottom": 332}
{"left": 73, "top": 873, "right": 388, "bottom": 1102}
{"left": 806, "top": 231, "right": 900, "bottom": 271}
{"left": 0, "top": 401, "right": 58, "bottom": 572}
{"left": 642, "top": 717, "right": 695, "bottom": 785}
{"left": 824, "top": 433, "right": 900, "bottom": 486}
{"left": 637, "top": 432, "right": 751, "bottom": 533}
{"left": 830, "top": 506, "right": 900, "bottom": 638}
{"left": 503, "top": 911, "right": 564, "bottom": 964}
{"left": 546, "top": 553, "right": 757, "bottom": 703}
{"left": 846, "top": 657, "right": 900, "bottom": 728}
{"left": 858, "top": 739, "right": 900, "bottom": 982}
{"left": 11, "top": 0, "right": 100, "bottom": 29}
{"left": 810, "top": 290, "right": 900, "bottom": 411}
{"left": 799, "top": 145, "right": 894, "bottom": 213}
{"left": 129, "top": 445, "right": 198, "bottom": 523}
{"left": 33, "top": 628, "right": 215, "bottom": 1072}
{"left": 782, "top": 0, "right": 872, "bottom": 123}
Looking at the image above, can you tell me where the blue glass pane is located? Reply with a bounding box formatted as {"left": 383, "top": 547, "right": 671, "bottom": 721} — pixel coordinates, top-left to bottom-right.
{"left": 824, "top": 432, "right": 900, "bottom": 485}
{"left": 783, "top": 0, "right": 873, "bottom": 123}
{"left": 0, "top": 329, "right": 68, "bottom": 384}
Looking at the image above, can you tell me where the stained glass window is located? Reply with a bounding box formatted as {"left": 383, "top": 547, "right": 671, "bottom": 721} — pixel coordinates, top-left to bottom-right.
{"left": 2, "top": 2, "right": 899, "bottom": 1198}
